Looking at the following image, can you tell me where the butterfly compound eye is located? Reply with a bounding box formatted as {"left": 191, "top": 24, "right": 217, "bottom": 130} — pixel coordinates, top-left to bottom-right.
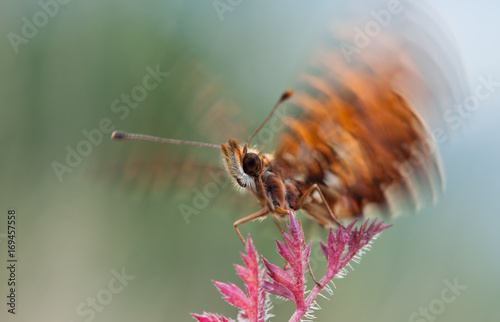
{"left": 242, "top": 153, "right": 262, "bottom": 177}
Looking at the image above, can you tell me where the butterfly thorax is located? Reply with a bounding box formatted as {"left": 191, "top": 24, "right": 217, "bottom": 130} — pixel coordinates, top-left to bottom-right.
{"left": 221, "top": 139, "right": 305, "bottom": 217}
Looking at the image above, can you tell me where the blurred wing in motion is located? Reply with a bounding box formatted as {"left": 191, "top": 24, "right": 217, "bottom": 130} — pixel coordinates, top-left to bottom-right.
{"left": 91, "top": 58, "right": 253, "bottom": 203}
{"left": 275, "top": 3, "right": 469, "bottom": 223}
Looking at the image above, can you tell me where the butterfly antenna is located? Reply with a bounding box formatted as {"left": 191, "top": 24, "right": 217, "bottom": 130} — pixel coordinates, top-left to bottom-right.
{"left": 247, "top": 89, "right": 293, "bottom": 146}
{"left": 111, "top": 131, "right": 221, "bottom": 150}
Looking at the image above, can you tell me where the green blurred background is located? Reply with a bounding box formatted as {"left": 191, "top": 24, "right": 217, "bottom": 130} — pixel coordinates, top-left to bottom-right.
{"left": 1, "top": 0, "right": 499, "bottom": 321}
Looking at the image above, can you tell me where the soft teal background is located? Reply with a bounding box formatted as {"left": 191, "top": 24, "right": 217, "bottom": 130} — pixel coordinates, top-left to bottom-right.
{"left": 0, "top": 1, "right": 499, "bottom": 321}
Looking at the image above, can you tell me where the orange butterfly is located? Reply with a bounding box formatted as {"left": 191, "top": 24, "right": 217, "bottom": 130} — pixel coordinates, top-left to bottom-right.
{"left": 111, "top": 6, "right": 467, "bottom": 244}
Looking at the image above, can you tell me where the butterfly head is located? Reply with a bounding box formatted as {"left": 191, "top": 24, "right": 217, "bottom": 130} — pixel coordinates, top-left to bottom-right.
{"left": 220, "top": 139, "right": 265, "bottom": 192}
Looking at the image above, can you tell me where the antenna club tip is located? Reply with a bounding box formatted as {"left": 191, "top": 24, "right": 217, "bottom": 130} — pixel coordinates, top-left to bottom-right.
{"left": 281, "top": 89, "right": 294, "bottom": 101}
{"left": 111, "top": 131, "right": 126, "bottom": 140}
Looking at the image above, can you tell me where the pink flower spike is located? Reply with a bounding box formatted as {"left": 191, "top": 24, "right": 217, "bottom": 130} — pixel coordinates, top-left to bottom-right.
{"left": 261, "top": 213, "right": 391, "bottom": 322}
{"left": 262, "top": 280, "right": 294, "bottom": 302}
{"left": 261, "top": 257, "right": 294, "bottom": 293}
{"left": 262, "top": 212, "right": 309, "bottom": 312}
{"left": 214, "top": 281, "right": 251, "bottom": 312}
{"left": 192, "top": 213, "right": 391, "bottom": 322}
{"left": 191, "top": 313, "right": 234, "bottom": 322}
{"left": 305, "top": 218, "right": 392, "bottom": 318}
{"left": 340, "top": 219, "right": 392, "bottom": 268}
{"left": 192, "top": 235, "right": 267, "bottom": 322}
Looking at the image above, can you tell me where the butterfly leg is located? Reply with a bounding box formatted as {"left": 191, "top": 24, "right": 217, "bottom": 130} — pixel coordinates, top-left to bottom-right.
{"left": 234, "top": 208, "right": 269, "bottom": 245}
{"left": 294, "top": 183, "right": 344, "bottom": 228}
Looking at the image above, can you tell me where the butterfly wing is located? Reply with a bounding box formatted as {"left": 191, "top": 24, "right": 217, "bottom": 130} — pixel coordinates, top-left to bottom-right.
{"left": 274, "top": 4, "right": 468, "bottom": 224}
{"left": 90, "top": 57, "right": 251, "bottom": 202}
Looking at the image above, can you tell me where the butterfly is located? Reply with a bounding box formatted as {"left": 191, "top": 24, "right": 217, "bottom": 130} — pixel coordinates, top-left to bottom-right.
{"left": 110, "top": 3, "right": 468, "bottom": 244}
